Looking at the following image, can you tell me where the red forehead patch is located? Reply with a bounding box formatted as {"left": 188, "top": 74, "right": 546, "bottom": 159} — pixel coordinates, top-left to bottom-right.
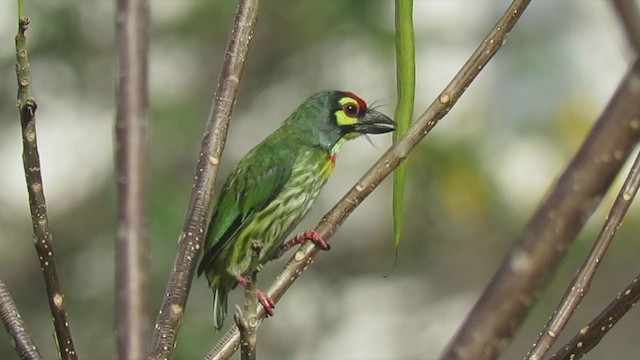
{"left": 343, "top": 91, "right": 367, "bottom": 110}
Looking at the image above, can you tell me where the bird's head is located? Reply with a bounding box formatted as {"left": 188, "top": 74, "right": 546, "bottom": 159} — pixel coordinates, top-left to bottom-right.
{"left": 282, "top": 90, "right": 396, "bottom": 153}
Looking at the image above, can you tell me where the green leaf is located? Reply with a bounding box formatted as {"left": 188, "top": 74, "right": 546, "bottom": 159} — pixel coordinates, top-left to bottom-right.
{"left": 393, "top": 0, "right": 415, "bottom": 248}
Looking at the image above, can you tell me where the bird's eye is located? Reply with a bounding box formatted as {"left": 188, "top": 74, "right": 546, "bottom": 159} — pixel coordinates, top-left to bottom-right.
{"left": 342, "top": 103, "right": 359, "bottom": 118}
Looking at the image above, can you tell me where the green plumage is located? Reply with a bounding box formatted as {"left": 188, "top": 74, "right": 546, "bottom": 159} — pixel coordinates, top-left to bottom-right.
{"left": 197, "top": 90, "right": 395, "bottom": 329}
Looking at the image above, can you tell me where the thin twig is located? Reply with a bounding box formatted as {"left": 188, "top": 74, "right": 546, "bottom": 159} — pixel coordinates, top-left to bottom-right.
{"left": 548, "top": 271, "right": 640, "bottom": 360}
{"left": 115, "top": 0, "right": 150, "bottom": 358}
{"left": 15, "top": 17, "right": 77, "bottom": 360}
{"left": 206, "top": 1, "right": 532, "bottom": 358}
{"left": 147, "top": 0, "right": 260, "bottom": 358}
{"left": 0, "top": 277, "right": 42, "bottom": 360}
{"left": 440, "top": 58, "right": 640, "bottom": 360}
{"left": 611, "top": 0, "right": 640, "bottom": 56}
{"left": 526, "top": 148, "right": 640, "bottom": 359}
{"left": 234, "top": 241, "right": 262, "bottom": 360}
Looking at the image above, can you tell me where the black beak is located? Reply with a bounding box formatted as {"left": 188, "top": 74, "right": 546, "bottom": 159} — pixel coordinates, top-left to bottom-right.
{"left": 353, "top": 109, "right": 396, "bottom": 134}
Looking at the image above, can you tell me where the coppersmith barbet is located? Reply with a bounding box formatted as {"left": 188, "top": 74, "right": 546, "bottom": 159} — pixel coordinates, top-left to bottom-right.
{"left": 197, "top": 90, "right": 396, "bottom": 330}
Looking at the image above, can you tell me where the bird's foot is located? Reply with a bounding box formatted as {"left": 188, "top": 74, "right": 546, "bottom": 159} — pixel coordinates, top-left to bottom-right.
{"left": 234, "top": 274, "right": 249, "bottom": 288}
{"left": 279, "top": 230, "right": 331, "bottom": 254}
{"left": 234, "top": 275, "right": 275, "bottom": 317}
{"left": 256, "top": 290, "right": 275, "bottom": 317}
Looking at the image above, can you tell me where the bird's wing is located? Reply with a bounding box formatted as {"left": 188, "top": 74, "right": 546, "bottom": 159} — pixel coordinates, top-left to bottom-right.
{"left": 197, "top": 143, "right": 295, "bottom": 276}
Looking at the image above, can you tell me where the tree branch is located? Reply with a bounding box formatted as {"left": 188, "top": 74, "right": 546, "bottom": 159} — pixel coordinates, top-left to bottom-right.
{"left": 147, "top": 0, "right": 260, "bottom": 358}
{"left": 0, "top": 276, "right": 42, "bottom": 360}
{"left": 611, "top": 0, "right": 640, "bottom": 56}
{"left": 206, "top": 1, "right": 532, "bottom": 358}
{"left": 115, "top": 0, "right": 150, "bottom": 358}
{"left": 526, "top": 134, "right": 640, "bottom": 359}
{"left": 548, "top": 270, "right": 640, "bottom": 360}
{"left": 15, "top": 16, "right": 78, "bottom": 360}
{"left": 440, "top": 58, "right": 640, "bottom": 360}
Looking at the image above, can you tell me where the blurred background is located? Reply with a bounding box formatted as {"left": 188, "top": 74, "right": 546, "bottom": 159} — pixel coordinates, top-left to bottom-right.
{"left": 0, "top": 0, "right": 639, "bottom": 359}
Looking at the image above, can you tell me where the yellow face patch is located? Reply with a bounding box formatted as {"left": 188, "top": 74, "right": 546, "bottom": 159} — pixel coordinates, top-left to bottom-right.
{"left": 334, "top": 97, "right": 359, "bottom": 126}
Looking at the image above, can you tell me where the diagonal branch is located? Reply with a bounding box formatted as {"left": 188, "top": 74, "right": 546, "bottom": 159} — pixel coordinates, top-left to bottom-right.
{"left": 548, "top": 270, "right": 640, "bottom": 360}
{"left": 0, "top": 276, "right": 42, "bottom": 360}
{"left": 115, "top": 0, "right": 150, "bottom": 358}
{"left": 440, "top": 59, "right": 640, "bottom": 360}
{"left": 147, "top": 0, "right": 260, "bottom": 358}
{"left": 611, "top": 0, "right": 640, "bottom": 56}
{"left": 525, "top": 146, "right": 640, "bottom": 358}
{"left": 15, "top": 17, "right": 78, "bottom": 360}
{"left": 206, "top": 0, "right": 532, "bottom": 358}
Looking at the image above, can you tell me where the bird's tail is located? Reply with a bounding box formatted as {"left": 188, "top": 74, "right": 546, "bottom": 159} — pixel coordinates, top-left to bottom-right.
{"left": 212, "top": 283, "right": 229, "bottom": 331}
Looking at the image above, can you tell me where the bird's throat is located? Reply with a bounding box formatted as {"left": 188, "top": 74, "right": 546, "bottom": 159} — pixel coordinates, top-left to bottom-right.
{"left": 327, "top": 137, "right": 347, "bottom": 167}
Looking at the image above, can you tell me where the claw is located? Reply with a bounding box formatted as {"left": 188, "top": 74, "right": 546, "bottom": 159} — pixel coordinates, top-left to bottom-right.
{"left": 256, "top": 290, "right": 275, "bottom": 316}
{"left": 303, "top": 230, "right": 331, "bottom": 250}
{"left": 234, "top": 274, "right": 249, "bottom": 288}
{"left": 280, "top": 230, "right": 331, "bottom": 254}
{"left": 235, "top": 275, "right": 276, "bottom": 316}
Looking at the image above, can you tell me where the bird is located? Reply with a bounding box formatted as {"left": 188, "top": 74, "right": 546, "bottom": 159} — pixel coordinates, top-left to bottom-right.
{"left": 197, "top": 90, "right": 396, "bottom": 330}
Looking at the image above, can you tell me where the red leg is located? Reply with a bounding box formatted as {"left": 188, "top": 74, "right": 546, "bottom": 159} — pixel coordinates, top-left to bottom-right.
{"left": 234, "top": 275, "right": 275, "bottom": 317}
{"left": 280, "top": 230, "right": 331, "bottom": 253}
{"left": 234, "top": 274, "right": 249, "bottom": 288}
